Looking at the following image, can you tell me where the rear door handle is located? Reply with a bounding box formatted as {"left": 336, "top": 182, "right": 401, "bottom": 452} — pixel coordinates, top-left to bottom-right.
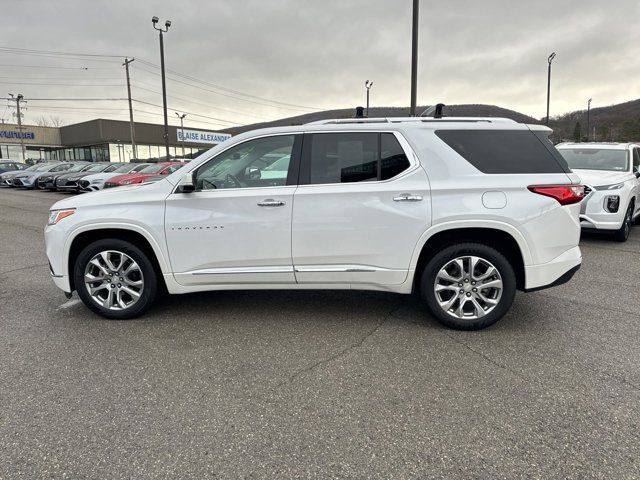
{"left": 393, "top": 193, "right": 423, "bottom": 202}
{"left": 257, "top": 199, "right": 286, "bottom": 207}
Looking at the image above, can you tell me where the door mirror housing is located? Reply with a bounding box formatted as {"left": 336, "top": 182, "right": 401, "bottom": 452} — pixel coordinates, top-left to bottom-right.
{"left": 247, "top": 166, "right": 261, "bottom": 180}
{"left": 176, "top": 171, "right": 196, "bottom": 193}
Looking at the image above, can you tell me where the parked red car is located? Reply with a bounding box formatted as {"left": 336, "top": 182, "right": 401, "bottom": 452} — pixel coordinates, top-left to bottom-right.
{"left": 104, "top": 162, "right": 184, "bottom": 188}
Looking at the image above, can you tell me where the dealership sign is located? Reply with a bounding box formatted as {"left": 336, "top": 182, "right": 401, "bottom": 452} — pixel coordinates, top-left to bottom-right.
{"left": 0, "top": 130, "right": 35, "bottom": 140}
{"left": 177, "top": 129, "right": 231, "bottom": 145}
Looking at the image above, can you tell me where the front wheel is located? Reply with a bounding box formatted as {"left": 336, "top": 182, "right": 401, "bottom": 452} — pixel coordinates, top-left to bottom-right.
{"left": 74, "top": 239, "right": 158, "bottom": 319}
{"left": 420, "top": 243, "right": 517, "bottom": 330}
{"left": 613, "top": 203, "right": 634, "bottom": 242}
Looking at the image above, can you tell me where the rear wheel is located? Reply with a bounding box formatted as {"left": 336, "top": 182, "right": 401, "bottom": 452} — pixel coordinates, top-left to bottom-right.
{"left": 613, "top": 202, "right": 634, "bottom": 242}
{"left": 420, "top": 243, "right": 516, "bottom": 330}
{"left": 74, "top": 239, "right": 158, "bottom": 319}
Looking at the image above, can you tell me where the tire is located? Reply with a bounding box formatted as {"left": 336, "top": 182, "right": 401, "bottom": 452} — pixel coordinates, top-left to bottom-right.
{"left": 420, "top": 243, "right": 517, "bottom": 331}
{"left": 613, "top": 202, "right": 634, "bottom": 242}
{"left": 73, "top": 239, "right": 158, "bottom": 319}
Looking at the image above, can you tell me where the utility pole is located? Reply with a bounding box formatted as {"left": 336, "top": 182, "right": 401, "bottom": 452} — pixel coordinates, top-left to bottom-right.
{"left": 123, "top": 57, "right": 138, "bottom": 160}
{"left": 546, "top": 52, "right": 556, "bottom": 126}
{"left": 175, "top": 112, "right": 187, "bottom": 158}
{"left": 410, "top": 0, "right": 419, "bottom": 116}
{"left": 587, "top": 98, "right": 592, "bottom": 142}
{"left": 9, "top": 93, "right": 26, "bottom": 161}
{"left": 365, "top": 80, "right": 373, "bottom": 117}
{"left": 152, "top": 16, "right": 171, "bottom": 160}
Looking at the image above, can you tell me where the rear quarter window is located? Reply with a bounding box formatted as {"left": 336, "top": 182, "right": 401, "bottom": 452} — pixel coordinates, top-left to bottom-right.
{"left": 435, "top": 129, "right": 569, "bottom": 174}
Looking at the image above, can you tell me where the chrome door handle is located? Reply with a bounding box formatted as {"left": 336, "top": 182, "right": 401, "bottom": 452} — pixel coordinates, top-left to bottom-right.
{"left": 257, "top": 199, "right": 286, "bottom": 207}
{"left": 393, "top": 193, "right": 423, "bottom": 202}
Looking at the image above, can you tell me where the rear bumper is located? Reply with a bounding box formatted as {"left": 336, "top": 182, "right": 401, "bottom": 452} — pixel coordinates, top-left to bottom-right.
{"left": 524, "top": 246, "right": 582, "bottom": 291}
{"left": 50, "top": 272, "right": 71, "bottom": 293}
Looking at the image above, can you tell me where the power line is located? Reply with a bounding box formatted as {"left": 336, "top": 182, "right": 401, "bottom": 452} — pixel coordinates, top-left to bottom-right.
{"left": 136, "top": 58, "right": 319, "bottom": 110}
{"left": 131, "top": 82, "right": 266, "bottom": 120}
{"left": 132, "top": 98, "right": 242, "bottom": 125}
{"left": 0, "top": 81, "right": 124, "bottom": 87}
{"left": 0, "top": 64, "right": 115, "bottom": 70}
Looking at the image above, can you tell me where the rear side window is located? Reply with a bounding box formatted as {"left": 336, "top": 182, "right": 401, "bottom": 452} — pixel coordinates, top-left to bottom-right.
{"left": 435, "top": 129, "right": 568, "bottom": 174}
{"left": 381, "top": 133, "right": 411, "bottom": 180}
{"left": 305, "top": 132, "right": 410, "bottom": 184}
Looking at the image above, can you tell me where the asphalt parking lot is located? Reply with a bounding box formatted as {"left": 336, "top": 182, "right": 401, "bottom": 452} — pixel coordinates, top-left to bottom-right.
{"left": 1, "top": 188, "right": 639, "bottom": 479}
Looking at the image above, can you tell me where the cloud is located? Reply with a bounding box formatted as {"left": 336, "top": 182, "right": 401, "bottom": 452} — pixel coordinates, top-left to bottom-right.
{"left": 2, "top": 0, "right": 639, "bottom": 128}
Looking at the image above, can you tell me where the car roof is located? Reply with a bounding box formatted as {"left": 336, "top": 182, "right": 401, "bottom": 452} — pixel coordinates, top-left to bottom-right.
{"left": 556, "top": 142, "right": 636, "bottom": 150}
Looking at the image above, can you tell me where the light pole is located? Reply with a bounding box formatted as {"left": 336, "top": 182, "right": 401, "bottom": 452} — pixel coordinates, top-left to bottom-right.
{"left": 152, "top": 16, "right": 171, "bottom": 160}
{"left": 410, "top": 0, "right": 419, "bottom": 116}
{"left": 365, "top": 80, "right": 373, "bottom": 117}
{"left": 587, "top": 98, "right": 592, "bottom": 142}
{"left": 546, "top": 52, "right": 556, "bottom": 126}
{"left": 123, "top": 57, "right": 137, "bottom": 160}
{"left": 8, "top": 93, "right": 26, "bottom": 161}
{"left": 175, "top": 112, "right": 187, "bottom": 158}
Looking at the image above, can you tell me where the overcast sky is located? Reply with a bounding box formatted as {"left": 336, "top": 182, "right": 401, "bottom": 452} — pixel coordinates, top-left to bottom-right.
{"left": 2, "top": 0, "right": 639, "bottom": 130}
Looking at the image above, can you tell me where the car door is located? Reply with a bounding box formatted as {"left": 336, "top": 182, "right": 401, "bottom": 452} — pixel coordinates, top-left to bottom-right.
{"left": 633, "top": 147, "right": 640, "bottom": 217}
{"left": 292, "top": 131, "right": 431, "bottom": 286}
{"left": 165, "top": 134, "right": 302, "bottom": 286}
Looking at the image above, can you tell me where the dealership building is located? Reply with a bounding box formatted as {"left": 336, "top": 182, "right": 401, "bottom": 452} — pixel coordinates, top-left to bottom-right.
{"left": 0, "top": 119, "right": 232, "bottom": 163}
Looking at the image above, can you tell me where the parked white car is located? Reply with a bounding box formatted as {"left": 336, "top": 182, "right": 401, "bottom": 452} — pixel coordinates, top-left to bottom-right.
{"left": 45, "top": 117, "right": 584, "bottom": 330}
{"left": 79, "top": 162, "right": 152, "bottom": 192}
{"left": 557, "top": 143, "right": 640, "bottom": 242}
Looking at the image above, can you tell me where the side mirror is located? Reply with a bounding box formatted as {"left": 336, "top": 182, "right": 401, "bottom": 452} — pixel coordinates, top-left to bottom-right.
{"left": 247, "top": 166, "right": 261, "bottom": 180}
{"left": 635, "top": 171, "right": 640, "bottom": 179}
{"left": 176, "top": 171, "right": 195, "bottom": 193}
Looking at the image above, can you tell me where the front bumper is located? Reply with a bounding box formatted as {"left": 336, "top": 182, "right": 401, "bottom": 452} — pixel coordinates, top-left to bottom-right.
{"left": 579, "top": 186, "right": 628, "bottom": 230}
{"left": 79, "top": 179, "right": 102, "bottom": 192}
{"left": 524, "top": 245, "right": 582, "bottom": 291}
{"left": 13, "top": 177, "right": 35, "bottom": 187}
{"left": 55, "top": 179, "right": 81, "bottom": 192}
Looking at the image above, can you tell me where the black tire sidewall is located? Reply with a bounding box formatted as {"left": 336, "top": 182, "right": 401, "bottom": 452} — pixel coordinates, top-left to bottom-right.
{"left": 420, "top": 243, "right": 517, "bottom": 330}
{"left": 613, "top": 203, "right": 633, "bottom": 242}
{"left": 74, "top": 239, "right": 158, "bottom": 319}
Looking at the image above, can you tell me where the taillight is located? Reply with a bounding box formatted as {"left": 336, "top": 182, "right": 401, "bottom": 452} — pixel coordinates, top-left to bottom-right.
{"left": 527, "top": 184, "right": 585, "bottom": 205}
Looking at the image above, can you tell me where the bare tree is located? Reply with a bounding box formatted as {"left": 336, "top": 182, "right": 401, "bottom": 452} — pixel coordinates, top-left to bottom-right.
{"left": 49, "top": 116, "right": 65, "bottom": 127}
{"left": 35, "top": 115, "right": 51, "bottom": 127}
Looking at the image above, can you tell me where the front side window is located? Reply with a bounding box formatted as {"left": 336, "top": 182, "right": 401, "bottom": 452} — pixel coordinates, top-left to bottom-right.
{"left": 633, "top": 148, "right": 640, "bottom": 171}
{"left": 195, "top": 135, "right": 296, "bottom": 191}
{"left": 558, "top": 148, "right": 629, "bottom": 172}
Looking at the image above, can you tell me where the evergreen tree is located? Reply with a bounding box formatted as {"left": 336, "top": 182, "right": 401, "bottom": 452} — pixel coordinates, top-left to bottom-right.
{"left": 573, "top": 122, "right": 582, "bottom": 142}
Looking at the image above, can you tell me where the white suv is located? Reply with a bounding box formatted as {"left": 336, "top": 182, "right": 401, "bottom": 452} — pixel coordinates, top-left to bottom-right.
{"left": 45, "top": 117, "right": 584, "bottom": 330}
{"left": 556, "top": 143, "right": 640, "bottom": 242}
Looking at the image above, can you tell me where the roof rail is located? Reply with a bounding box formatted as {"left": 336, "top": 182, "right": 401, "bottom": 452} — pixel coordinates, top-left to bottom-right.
{"left": 306, "top": 117, "right": 516, "bottom": 126}
{"left": 306, "top": 118, "right": 391, "bottom": 125}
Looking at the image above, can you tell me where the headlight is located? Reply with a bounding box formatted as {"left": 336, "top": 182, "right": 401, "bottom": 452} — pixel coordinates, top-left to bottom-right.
{"left": 48, "top": 208, "right": 76, "bottom": 226}
{"left": 595, "top": 182, "right": 624, "bottom": 190}
{"left": 121, "top": 179, "right": 134, "bottom": 185}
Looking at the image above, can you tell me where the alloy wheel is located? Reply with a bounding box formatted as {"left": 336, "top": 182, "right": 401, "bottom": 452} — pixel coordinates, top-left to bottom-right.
{"left": 84, "top": 250, "right": 144, "bottom": 310}
{"left": 433, "top": 256, "right": 503, "bottom": 320}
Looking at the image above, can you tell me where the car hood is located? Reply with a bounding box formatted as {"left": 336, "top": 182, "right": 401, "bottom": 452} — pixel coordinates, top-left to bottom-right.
{"left": 572, "top": 169, "right": 634, "bottom": 187}
{"left": 0, "top": 169, "right": 27, "bottom": 179}
{"left": 50, "top": 178, "right": 172, "bottom": 210}
{"left": 82, "top": 172, "right": 120, "bottom": 182}
{"left": 109, "top": 172, "right": 154, "bottom": 183}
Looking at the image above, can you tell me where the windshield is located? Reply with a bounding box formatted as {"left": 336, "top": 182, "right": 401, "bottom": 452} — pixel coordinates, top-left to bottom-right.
{"left": 139, "top": 164, "right": 165, "bottom": 174}
{"left": 84, "top": 163, "right": 109, "bottom": 173}
{"left": 67, "top": 163, "right": 90, "bottom": 172}
{"left": 35, "top": 163, "right": 56, "bottom": 171}
{"left": 559, "top": 148, "right": 629, "bottom": 172}
{"left": 112, "top": 163, "right": 136, "bottom": 173}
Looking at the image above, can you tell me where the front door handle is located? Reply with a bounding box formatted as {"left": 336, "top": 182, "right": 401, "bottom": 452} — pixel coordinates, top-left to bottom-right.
{"left": 257, "top": 199, "right": 286, "bottom": 207}
{"left": 393, "top": 193, "right": 423, "bottom": 202}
